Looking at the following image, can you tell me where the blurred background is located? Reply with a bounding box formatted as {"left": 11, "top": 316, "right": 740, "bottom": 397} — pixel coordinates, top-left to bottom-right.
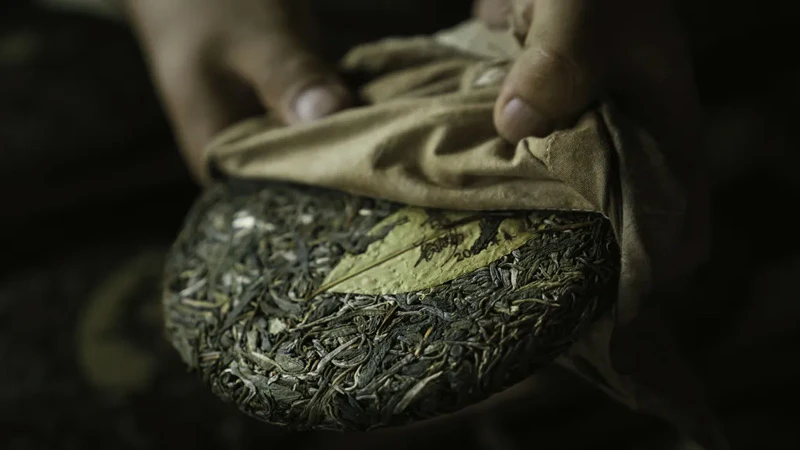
{"left": 1, "top": 1, "right": 799, "bottom": 449}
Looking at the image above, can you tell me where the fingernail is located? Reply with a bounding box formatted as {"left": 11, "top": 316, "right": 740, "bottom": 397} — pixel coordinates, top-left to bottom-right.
{"left": 293, "top": 85, "right": 346, "bottom": 122}
{"left": 501, "top": 97, "right": 553, "bottom": 141}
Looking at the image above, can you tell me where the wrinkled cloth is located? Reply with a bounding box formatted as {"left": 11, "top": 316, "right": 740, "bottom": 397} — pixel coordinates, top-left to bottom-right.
{"left": 204, "top": 21, "right": 722, "bottom": 449}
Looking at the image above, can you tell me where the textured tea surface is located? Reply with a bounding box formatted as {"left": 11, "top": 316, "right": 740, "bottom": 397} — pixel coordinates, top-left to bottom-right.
{"left": 163, "top": 182, "right": 620, "bottom": 431}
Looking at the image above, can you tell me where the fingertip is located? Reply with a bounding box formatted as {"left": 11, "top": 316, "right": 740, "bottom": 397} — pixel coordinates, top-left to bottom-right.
{"left": 226, "top": 34, "right": 353, "bottom": 125}
{"left": 494, "top": 96, "right": 555, "bottom": 143}
{"left": 291, "top": 83, "right": 352, "bottom": 123}
{"left": 495, "top": 39, "right": 599, "bottom": 142}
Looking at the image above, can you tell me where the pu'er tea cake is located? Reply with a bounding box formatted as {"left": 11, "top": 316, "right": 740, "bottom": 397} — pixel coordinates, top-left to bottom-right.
{"left": 163, "top": 181, "right": 620, "bottom": 431}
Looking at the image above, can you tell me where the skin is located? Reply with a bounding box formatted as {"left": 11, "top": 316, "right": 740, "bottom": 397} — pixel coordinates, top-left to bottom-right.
{"left": 124, "top": 0, "right": 700, "bottom": 182}
{"left": 123, "top": 0, "right": 352, "bottom": 181}
{"left": 480, "top": 0, "right": 701, "bottom": 151}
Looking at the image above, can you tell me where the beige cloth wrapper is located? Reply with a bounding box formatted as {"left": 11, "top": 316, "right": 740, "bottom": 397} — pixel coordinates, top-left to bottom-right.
{"left": 205, "top": 21, "right": 724, "bottom": 449}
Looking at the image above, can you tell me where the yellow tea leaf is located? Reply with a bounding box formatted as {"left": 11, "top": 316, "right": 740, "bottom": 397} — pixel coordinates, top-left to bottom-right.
{"left": 318, "top": 208, "right": 539, "bottom": 295}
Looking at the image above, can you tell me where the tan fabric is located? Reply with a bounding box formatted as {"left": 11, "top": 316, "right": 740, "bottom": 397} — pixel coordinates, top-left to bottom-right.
{"left": 205, "top": 21, "right": 722, "bottom": 448}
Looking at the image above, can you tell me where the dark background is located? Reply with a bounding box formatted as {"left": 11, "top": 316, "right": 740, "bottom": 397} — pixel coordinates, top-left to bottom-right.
{"left": 2, "top": 1, "right": 799, "bottom": 449}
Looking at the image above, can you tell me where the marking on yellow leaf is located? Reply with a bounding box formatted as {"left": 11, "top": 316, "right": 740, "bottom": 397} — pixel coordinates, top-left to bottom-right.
{"left": 317, "top": 207, "right": 540, "bottom": 295}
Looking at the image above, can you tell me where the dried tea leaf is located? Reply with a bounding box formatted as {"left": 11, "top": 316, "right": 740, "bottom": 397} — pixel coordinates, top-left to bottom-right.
{"left": 163, "top": 182, "right": 620, "bottom": 432}
{"left": 319, "top": 208, "right": 541, "bottom": 295}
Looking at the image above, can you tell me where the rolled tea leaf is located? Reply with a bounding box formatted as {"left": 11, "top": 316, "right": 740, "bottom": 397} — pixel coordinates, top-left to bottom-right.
{"left": 163, "top": 181, "right": 620, "bottom": 431}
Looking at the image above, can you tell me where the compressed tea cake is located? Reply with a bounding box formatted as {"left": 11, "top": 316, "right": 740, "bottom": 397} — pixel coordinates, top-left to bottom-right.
{"left": 163, "top": 181, "right": 620, "bottom": 431}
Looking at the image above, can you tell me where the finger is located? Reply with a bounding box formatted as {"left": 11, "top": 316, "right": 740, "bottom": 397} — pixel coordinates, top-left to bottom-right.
{"left": 225, "top": 26, "right": 352, "bottom": 125}
{"left": 158, "top": 58, "right": 255, "bottom": 182}
{"left": 494, "top": 0, "right": 606, "bottom": 142}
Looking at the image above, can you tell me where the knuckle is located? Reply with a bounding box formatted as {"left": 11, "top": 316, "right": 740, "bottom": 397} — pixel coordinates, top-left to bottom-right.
{"left": 524, "top": 46, "right": 594, "bottom": 113}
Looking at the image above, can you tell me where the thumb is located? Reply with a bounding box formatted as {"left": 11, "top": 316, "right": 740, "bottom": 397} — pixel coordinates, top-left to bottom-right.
{"left": 226, "top": 27, "right": 352, "bottom": 125}
{"left": 494, "top": 0, "right": 606, "bottom": 142}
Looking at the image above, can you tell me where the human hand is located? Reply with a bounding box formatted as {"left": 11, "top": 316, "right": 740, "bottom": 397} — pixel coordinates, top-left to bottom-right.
{"left": 124, "top": 0, "right": 352, "bottom": 181}
{"left": 474, "top": 0, "right": 700, "bottom": 148}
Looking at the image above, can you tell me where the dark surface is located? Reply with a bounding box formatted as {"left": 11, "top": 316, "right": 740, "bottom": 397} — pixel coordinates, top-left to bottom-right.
{"left": 0, "top": 7, "right": 197, "bottom": 275}
{"left": 2, "top": 2, "right": 800, "bottom": 450}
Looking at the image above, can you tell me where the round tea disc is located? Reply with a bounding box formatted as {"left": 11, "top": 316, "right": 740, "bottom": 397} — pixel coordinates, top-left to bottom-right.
{"left": 163, "top": 181, "right": 619, "bottom": 431}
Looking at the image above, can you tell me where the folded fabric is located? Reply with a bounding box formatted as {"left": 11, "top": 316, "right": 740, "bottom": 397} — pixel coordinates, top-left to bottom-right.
{"left": 204, "top": 21, "right": 722, "bottom": 449}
